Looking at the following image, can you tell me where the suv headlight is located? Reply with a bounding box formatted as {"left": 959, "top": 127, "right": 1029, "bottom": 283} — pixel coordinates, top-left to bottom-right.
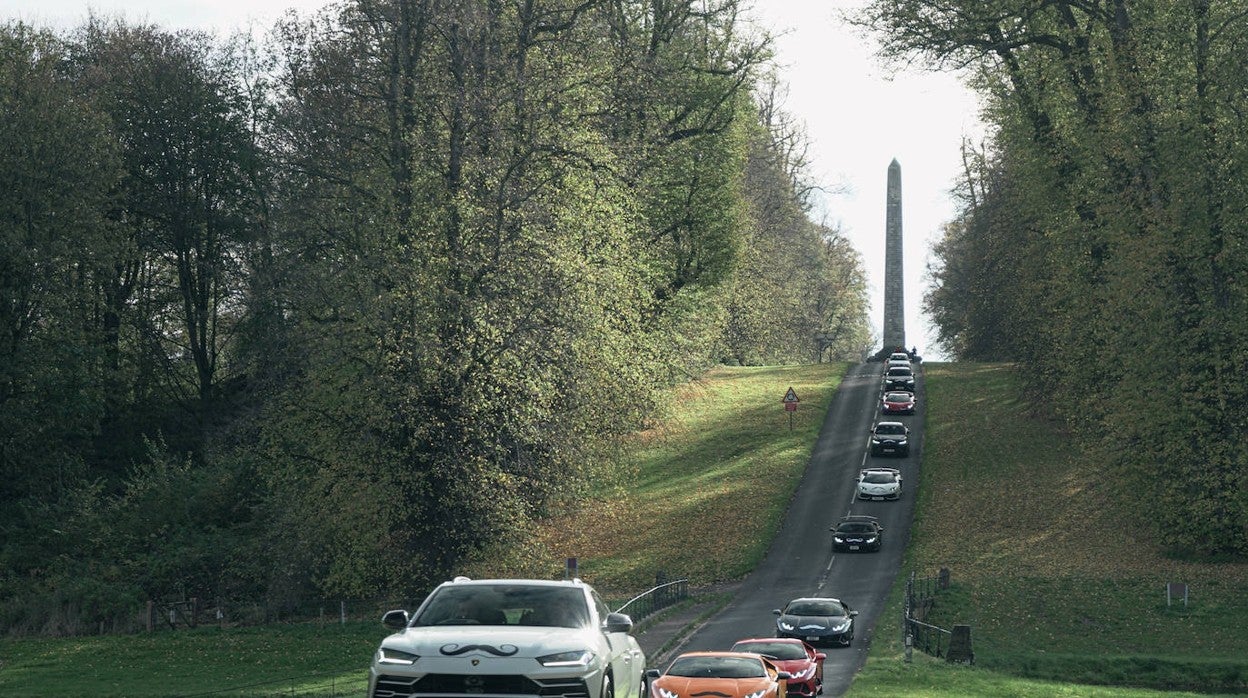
{"left": 378, "top": 647, "right": 420, "bottom": 665}
{"left": 538, "top": 650, "right": 595, "bottom": 667}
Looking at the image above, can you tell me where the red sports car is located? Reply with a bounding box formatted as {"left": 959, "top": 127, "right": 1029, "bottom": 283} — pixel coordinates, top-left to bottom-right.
{"left": 647, "top": 651, "right": 790, "bottom": 698}
{"left": 729, "top": 638, "right": 824, "bottom": 697}
{"left": 880, "top": 391, "right": 916, "bottom": 415}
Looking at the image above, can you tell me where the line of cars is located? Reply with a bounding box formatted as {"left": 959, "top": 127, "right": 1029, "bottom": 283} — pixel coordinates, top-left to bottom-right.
{"left": 826, "top": 352, "right": 918, "bottom": 557}
{"left": 658, "top": 352, "right": 918, "bottom": 698}
{"left": 650, "top": 351, "right": 920, "bottom": 698}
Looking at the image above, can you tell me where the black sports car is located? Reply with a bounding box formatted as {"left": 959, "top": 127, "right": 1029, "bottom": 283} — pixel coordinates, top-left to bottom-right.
{"left": 773, "top": 597, "right": 858, "bottom": 647}
{"left": 830, "top": 515, "right": 884, "bottom": 552}
{"left": 870, "top": 421, "right": 910, "bottom": 456}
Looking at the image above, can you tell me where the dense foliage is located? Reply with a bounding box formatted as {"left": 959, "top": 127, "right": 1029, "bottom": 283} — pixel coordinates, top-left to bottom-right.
{"left": 863, "top": 0, "right": 1248, "bottom": 555}
{"left": 0, "top": 0, "right": 870, "bottom": 635}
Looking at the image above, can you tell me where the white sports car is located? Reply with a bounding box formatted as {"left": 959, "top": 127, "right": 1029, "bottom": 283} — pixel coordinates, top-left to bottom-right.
{"left": 369, "top": 577, "right": 646, "bottom": 698}
{"left": 857, "top": 468, "right": 902, "bottom": 500}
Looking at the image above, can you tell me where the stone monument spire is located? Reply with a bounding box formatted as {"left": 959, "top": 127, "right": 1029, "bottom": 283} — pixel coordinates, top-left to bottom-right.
{"left": 883, "top": 159, "right": 905, "bottom": 351}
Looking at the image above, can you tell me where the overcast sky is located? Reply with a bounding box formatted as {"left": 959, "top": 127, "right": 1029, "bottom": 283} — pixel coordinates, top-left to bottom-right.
{"left": 8, "top": 0, "right": 984, "bottom": 360}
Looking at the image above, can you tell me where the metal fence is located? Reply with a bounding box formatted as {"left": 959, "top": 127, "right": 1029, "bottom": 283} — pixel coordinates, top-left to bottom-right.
{"left": 614, "top": 578, "right": 689, "bottom": 622}
{"left": 903, "top": 569, "right": 955, "bottom": 659}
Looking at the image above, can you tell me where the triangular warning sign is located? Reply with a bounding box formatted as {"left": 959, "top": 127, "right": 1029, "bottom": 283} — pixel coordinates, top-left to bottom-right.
{"left": 783, "top": 387, "right": 799, "bottom": 403}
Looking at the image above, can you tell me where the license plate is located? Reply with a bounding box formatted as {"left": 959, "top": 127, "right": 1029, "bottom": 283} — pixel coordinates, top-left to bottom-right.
{"left": 806, "top": 636, "right": 820, "bottom": 642}
{"left": 849, "top": 545, "right": 860, "bottom": 550}
{"left": 871, "top": 496, "right": 883, "bottom": 501}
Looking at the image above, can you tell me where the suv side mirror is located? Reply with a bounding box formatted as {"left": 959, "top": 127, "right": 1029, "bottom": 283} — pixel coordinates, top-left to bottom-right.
{"left": 381, "top": 609, "right": 410, "bottom": 629}
{"left": 604, "top": 611, "right": 633, "bottom": 633}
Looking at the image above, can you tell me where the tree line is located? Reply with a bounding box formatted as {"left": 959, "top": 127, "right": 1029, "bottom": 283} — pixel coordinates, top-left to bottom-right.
{"left": 0, "top": 0, "right": 871, "bottom": 635}
{"left": 865, "top": 0, "right": 1248, "bottom": 555}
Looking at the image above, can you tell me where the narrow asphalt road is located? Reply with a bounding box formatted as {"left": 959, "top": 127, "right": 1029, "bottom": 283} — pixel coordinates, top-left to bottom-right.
{"left": 666, "top": 361, "right": 924, "bottom": 697}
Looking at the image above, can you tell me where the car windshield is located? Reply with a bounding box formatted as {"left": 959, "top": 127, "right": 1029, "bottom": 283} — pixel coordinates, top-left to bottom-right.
{"left": 667, "top": 656, "right": 766, "bottom": 679}
{"left": 886, "top": 367, "right": 912, "bottom": 377}
{"left": 784, "top": 600, "right": 845, "bottom": 617}
{"left": 837, "top": 523, "right": 874, "bottom": 534}
{"left": 874, "top": 424, "right": 905, "bottom": 435}
{"left": 885, "top": 393, "right": 911, "bottom": 401}
{"left": 862, "top": 472, "right": 895, "bottom": 483}
{"left": 413, "top": 584, "right": 590, "bottom": 628}
{"left": 730, "top": 642, "right": 806, "bottom": 660}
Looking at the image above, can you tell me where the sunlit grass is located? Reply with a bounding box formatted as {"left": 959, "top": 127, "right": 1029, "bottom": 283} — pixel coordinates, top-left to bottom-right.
{"left": 533, "top": 363, "right": 846, "bottom": 589}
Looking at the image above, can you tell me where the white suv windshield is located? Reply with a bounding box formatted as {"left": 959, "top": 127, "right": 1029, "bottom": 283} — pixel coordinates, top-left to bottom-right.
{"left": 414, "top": 584, "right": 590, "bottom": 628}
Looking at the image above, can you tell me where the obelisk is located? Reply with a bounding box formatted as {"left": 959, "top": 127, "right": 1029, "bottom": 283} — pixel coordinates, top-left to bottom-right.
{"left": 883, "top": 159, "right": 905, "bottom": 351}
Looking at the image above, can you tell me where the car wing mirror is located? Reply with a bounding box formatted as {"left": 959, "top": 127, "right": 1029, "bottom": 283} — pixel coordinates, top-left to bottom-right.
{"left": 646, "top": 669, "right": 661, "bottom": 679}
{"left": 773, "top": 609, "right": 782, "bottom": 615}
{"left": 776, "top": 672, "right": 792, "bottom": 680}
{"left": 381, "top": 609, "right": 410, "bottom": 629}
{"left": 604, "top": 611, "right": 633, "bottom": 633}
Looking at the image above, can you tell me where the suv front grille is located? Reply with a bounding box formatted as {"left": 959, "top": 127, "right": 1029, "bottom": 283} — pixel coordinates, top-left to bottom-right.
{"left": 373, "top": 674, "right": 591, "bottom": 698}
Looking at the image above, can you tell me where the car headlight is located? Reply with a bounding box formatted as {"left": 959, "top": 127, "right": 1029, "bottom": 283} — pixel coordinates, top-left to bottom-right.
{"left": 377, "top": 647, "right": 420, "bottom": 665}
{"left": 871, "top": 438, "right": 881, "bottom": 444}
{"left": 833, "top": 536, "right": 844, "bottom": 543}
{"left": 792, "top": 665, "right": 814, "bottom": 680}
{"left": 744, "top": 691, "right": 766, "bottom": 698}
{"left": 778, "top": 620, "right": 795, "bottom": 631}
{"left": 537, "top": 650, "right": 595, "bottom": 667}
{"left": 865, "top": 536, "right": 877, "bottom": 543}
{"left": 657, "top": 687, "right": 679, "bottom": 698}
{"left": 830, "top": 620, "right": 851, "bottom": 632}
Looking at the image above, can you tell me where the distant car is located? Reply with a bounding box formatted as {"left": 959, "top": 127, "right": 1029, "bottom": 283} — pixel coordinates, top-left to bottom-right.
{"left": 368, "top": 577, "right": 645, "bottom": 698}
{"left": 729, "top": 638, "right": 824, "bottom": 697}
{"left": 647, "top": 651, "right": 791, "bottom": 698}
{"left": 883, "top": 366, "right": 916, "bottom": 391}
{"left": 772, "top": 597, "right": 858, "bottom": 647}
{"left": 870, "top": 421, "right": 910, "bottom": 456}
{"left": 831, "top": 515, "right": 884, "bottom": 552}
{"left": 888, "top": 351, "right": 911, "bottom": 364}
{"left": 857, "top": 468, "right": 902, "bottom": 501}
{"left": 881, "top": 391, "right": 916, "bottom": 415}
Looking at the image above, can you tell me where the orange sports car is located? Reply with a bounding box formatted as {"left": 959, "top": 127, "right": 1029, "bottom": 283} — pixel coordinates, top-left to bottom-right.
{"left": 647, "top": 651, "right": 790, "bottom": 698}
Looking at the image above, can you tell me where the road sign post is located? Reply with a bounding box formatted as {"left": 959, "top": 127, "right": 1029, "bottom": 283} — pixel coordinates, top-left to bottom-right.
{"left": 782, "top": 387, "right": 799, "bottom": 431}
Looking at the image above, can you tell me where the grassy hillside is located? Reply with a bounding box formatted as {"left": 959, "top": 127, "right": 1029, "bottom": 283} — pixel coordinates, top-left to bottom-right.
{"left": 846, "top": 363, "right": 1248, "bottom": 696}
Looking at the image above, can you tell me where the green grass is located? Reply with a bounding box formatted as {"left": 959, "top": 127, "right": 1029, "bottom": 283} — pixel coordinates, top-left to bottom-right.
{"left": 0, "top": 621, "right": 376, "bottom": 696}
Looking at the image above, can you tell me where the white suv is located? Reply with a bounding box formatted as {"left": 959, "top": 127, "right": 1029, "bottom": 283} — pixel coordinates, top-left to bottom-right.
{"left": 369, "top": 577, "right": 646, "bottom": 698}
